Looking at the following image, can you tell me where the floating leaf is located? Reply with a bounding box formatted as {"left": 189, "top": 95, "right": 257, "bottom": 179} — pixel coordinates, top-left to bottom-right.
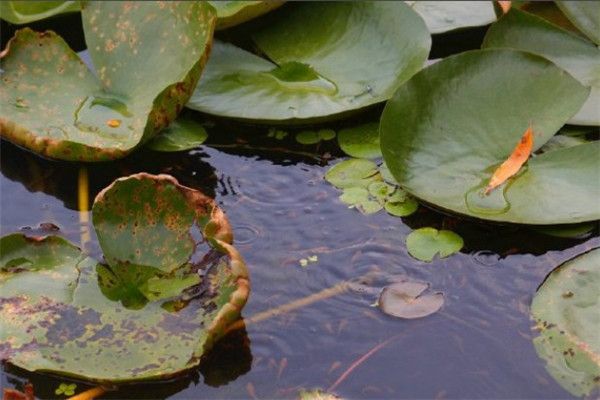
{"left": 0, "top": 174, "right": 249, "bottom": 382}
{"left": 188, "top": 2, "right": 430, "bottom": 123}
{"left": 485, "top": 125, "right": 533, "bottom": 195}
{"left": 147, "top": 115, "right": 208, "bottom": 152}
{"left": 324, "top": 159, "right": 379, "bottom": 189}
{"left": 0, "top": 1, "right": 79, "bottom": 24}
{"left": 483, "top": 8, "right": 600, "bottom": 125}
{"left": 380, "top": 49, "right": 596, "bottom": 224}
{"left": 531, "top": 248, "right": 600, "bottom": 397}
{"left": 405, "top": 1, "right": 496, "bottom": 33}
{"left": 555, "top": 1, "right": 600, "bottom": 45}
{"left": 0, "top": 2, "right": 215, "bottom": 161}
{"left": 337, "top": 122, "right": 381, "bottom": 159}
{"left": 378, "top": 280, "right": 444, "bottom": 319}
{"left": 406, "top": 228, "right": 463, "bottom": 262}
{"left": 295, "top": 129, "right": 335, "bottom": 145}
{"left": 384, "top": 198, "right": 418, "bottom": 217}
{"left": 55, "top": 383, "right": 76, "bottom": 396}
{"left": 209, "top": 1, "right": 284, "bottom": 30}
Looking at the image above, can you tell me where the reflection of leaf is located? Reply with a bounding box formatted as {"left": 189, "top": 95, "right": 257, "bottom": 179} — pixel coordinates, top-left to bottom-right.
{"left": 531, "top": 249, "right": 600, "bottom": 397}
{"left": 378, "top": 280, "right": 443, "bottom": 319}
{"left": 485, "top": 125, "right": 533, "bottom": 194}
{"left": 406, "top": 228, "right": 463, "bottom": 262}
{"left": 0, "top": 2, "right": 215, "bottom": 161}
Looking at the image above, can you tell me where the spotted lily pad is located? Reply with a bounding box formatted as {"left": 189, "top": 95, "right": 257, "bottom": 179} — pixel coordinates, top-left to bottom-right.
{"left": 209, "top": 1, "right": 284, "bottom": 30}
{"left": 337, "top": 122, "right": 381, "bottom": 159}
{"left": 188, "top": 2, "right": 430, "bottom": 123}
{"left": 483, "top": 8, "right": 600, "bottom": 125}
{"left": 0, "top": 174, "right": 249, "bottom": 382}
{"left": 405, "top": 1, "right": 496, "bottom": 34}
{"left": 0, "top": 1, "right": 79, "bottom": 24}
{"left": 531, "top": 248, "right": 600, "bottom": 397}
{"left": 381, "top": 49, "right": 597, "bottom": 224}
{"left": 146, "top": 115, "right": 208, "bottom": 152}
{"left": 555, "top": 1, "right": 600, "bottom": 45}
{"left": 406, "top": 228, "right": 463, "bottom": 262}
{"left": 0, "top": 2, "right": 215, "bottom": 161}
{"left": 378, "top": 280, "right": 444, "bottom": 319}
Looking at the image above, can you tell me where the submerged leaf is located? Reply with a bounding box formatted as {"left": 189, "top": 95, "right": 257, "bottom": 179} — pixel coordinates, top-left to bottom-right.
{"left": 485, "top": 125, "right": 533, "bottom": 194}
{"left": 531, "top": 249, "right": 600, "bottom": 396}
{"left": 406, "top": 228, "right": 463, "bottom": 262}
{"left": 0, "top": 2, "right": 215, "bottom": 161}
{"left": 378, "top": 280, "right": 444, "bottom": 319}
{"left": 188, "top": 2, "right": 430, "bottom": 123}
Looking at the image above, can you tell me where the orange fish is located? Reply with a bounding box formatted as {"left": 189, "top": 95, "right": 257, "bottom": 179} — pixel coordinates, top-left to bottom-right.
{"left": 485, "top": 125, "right": 533, "bottom": 195}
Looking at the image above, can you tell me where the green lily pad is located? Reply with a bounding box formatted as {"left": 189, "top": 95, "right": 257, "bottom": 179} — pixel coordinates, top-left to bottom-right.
{"left": 324, "top": 159, "right": 380, "bottom": 189}
{"left": 385, "top": 198, "right": 419, "bottom": 217}
{"left": 295, "top": 129, "right": 336, "bottom": 145}
{"left": 532, "top": 222, "right": 597, "bottom": 239}
{"left": 531, "top": 248, "right": 600, "bottom": 397}
{"left": 147, "top": 115, "right": 208, "bottom": 152}
{"left": 378, "top": 280, "right": 444, "bottom": 319}
{"left": 337, "top": 122, "right": 381, "bottom": 159}
{"left": 0, "top": 175, "right": 249, "bottom": 382}
{"left": 209, "top": 1, "right": 284, "bottom": 30}
{"left": 555, "top": 1, "right": 600, "bottom": 45}
{"left": 380, "top": 49, "right": 597, "bottom": 224}
{"left": 0, "top": 2, "right": 215, "bottom": 161}
{"left": 339, "top": 187, "right": 383, "bottom": 215}
{"left": 483, "top": 9, "right": 600, "bottom": 125}
{"left": 405, "top": 1, "right": 496, "bottom": 34}
{"left": 0, "top": 1, "right": 79, "bottom": 24}
{"left": 188, "top": 2, "right": 430, "bottom": 123}
{"left": 406, "top": 228, "right": 463, "bottom": 262}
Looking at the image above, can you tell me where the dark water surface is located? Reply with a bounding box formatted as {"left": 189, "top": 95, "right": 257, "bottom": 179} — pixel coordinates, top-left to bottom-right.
{"left": 1, "top": 124, "right": 598, "bottom": 399}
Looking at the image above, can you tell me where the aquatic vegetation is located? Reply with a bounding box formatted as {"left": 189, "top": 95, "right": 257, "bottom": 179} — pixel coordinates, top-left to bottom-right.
{"left": 0, "top": 1, "right": 79, "bottom": 24}
{"left": 146, "top": 114, "right": 208, "bottom": 152}
{"left": 531, "top": 248, "right": 600, "bottom": 396}
{"left": 378, "top": 280, "right": 444, "bottom": 319}
{"left": 209, "top": 1, "right": 284, "bottom": 30}
{"left": 405, "top": 1, "right": 496, "bottom": 33}
{"left": 405, "top": 228, "right": 464, "bottom": 262}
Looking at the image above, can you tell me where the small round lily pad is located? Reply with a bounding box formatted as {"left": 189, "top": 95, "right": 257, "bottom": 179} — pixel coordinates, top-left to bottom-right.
{"left": 325, "top": 159, "right": 380, "bottom": 189}
{"left": 337, "top": 122, "right": 381, "bottom": 159}
{"left": 406, "top": 227, "right": 463, "bottom": 262}
{"left": 378, "top": 280, "right": 444, "bottom": 319}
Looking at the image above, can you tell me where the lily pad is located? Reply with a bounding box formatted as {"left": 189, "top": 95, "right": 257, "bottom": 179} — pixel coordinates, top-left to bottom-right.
{"left": 324, "top": 159, "right": 380, "bottom": 189}
{"left": 147, "top": 115, "right": 208, "bottom": 152}
{"left": 295, "top": 129, "right": 336, "bottom": 145}
{"left": 0, "top": 175, "right": 249, "bottom": 382}
{"left": 532, "top": 222, "right": 597, "bottom": 239}
{"left": 483, "top": 8, "right": 600, "bottom": 125}
{"left": 531, "top": 248, "right": 600, "bottom": 397}
{"left": 339, "top": 187, "right": 383, "bottom": 215}
{"left": 209, "top": 1, "right": 284, "bottom": 30}
{"left": 555, "top": 1, "right": 600, "bottom": 45}
{"left": 405, "top": 1, "right": 496, "bottom": 34}
{"left": 406, "top": 228, "right": 463, "bottom": 262}
{"left": 378, "top": 280, "right": 444, "bottom": 319}
{"left": 380, "top": 49, "right": 597, "bottom": 224}
{"left": 337, "top": 122, "right": 381, "bottom": 159}
{"left": 384, "top": 198, "right": 419, "bottom": 217}
{"left": 0, "top": 1, "right": 79, "bottom": 24}
{"left": 188, "top": 2, "right": 430, "bottom": 123}
{"left": 0, "top": 2, "right": 215, "bottom": 161}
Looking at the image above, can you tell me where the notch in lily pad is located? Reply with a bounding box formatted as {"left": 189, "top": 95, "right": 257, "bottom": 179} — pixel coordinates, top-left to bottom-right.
{"left": 0, "top": 2, "right": 215, "bottom": 161}
{"left": 0, "top": 173, "right": 249, "bottom": 382}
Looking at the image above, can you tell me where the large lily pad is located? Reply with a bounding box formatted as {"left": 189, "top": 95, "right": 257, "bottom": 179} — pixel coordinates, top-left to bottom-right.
{"left": 555, "top": 1, "right": 600, "bottom": 45}
{"left": 0, "top": 2, "right": 215, "bottom": 161}
{"left": 209, "top": 1, "right": 284, "bottom": 30}
{"left": 0, "top": 174, "right": 249, "bottom": 382}
{"left": 405, "top": 1, "right": 496, "bottom": 34}
{"left": 0, "top": 1, "right": 79, "bottom": 24}
{"left": 531, "top": 248, "right": 600, "bottom": 397}
{"left": 380, "top": 49, "right": 597, "bottom": 224}
{"left": 187, "top": 2, "right": 430, "bottom": 123}
{"left": 483, "top": 9, "right": 600, "bottom": 125}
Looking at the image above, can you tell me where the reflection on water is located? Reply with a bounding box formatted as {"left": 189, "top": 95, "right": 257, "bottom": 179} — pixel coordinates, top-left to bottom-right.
{"left": 1, "top": 120, "right": 598, "bottom": 399}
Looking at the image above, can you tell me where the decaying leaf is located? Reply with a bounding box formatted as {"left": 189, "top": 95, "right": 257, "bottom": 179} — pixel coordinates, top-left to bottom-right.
{"left": 378, "top": 280, "right": 444, "bottom": 319}
{"left": 485, "top": 125, "right": 533, "bottom": 194}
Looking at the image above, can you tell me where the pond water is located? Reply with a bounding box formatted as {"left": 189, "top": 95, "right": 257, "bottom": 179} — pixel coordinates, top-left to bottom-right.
{"left": 1, "top": 120, "right": 598, "bottom": 399}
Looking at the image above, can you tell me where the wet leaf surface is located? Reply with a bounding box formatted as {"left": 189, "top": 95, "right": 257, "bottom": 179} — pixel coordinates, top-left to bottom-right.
{"left": 0, "top": 1, "right": 79, "bottom": 24}
{"left": 555, "top": 1, "right": 600, "bottom": 45}
{"left": 406, "top": 227, "right": 463, "bottom": 262}
{"left": 531, "top": 248, "right": 600, "bottom": 396}
{"left": 337, "top": 122, "right": 381, "bottom": 159}
{"left": 0, "top": 2, "right": 215, "bottom": 161}
{"left": 209, "top": 1, "right": 284, "bottom": 30}
{"left": 378, "top": 280, "right": 444, "bottom": 319}
{"left": 380, "top": 49, "right": 597, "bottom": 224}
{"left": 188, "top": 2, "right": 430, "bottom": 123}
{"left": 405, "top": 1, "right": 496, "bottom": 33}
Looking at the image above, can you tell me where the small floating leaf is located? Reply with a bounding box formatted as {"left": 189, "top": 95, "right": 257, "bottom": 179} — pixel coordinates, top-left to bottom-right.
{"left": 55, "top": 383, "right": 76, "bottom": 396}
{"left": 337, "top": 122, "right": 381, "bottom": 159}
{"left": 384, "top": 198, "right": 418, "bottom": 217}
{"left": 406, "top": 228, "right": 463, "bottom": 262}
{"left": 531, "top": 248, "right": 600, "bottom": 397}
{"left": 485, "top": 125, "right": 533, "bottom": 195}
{"left": 295, "top": 130, "right": 321, "bottom": 145}
{"left": 325, "top": 159, "right": 379, "bottom": 189}
{"left": 147, "top": 115, "right": 208, "bottom": 152}
{"left": 379, "top": 280, "right": 444, "bottom": 319}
